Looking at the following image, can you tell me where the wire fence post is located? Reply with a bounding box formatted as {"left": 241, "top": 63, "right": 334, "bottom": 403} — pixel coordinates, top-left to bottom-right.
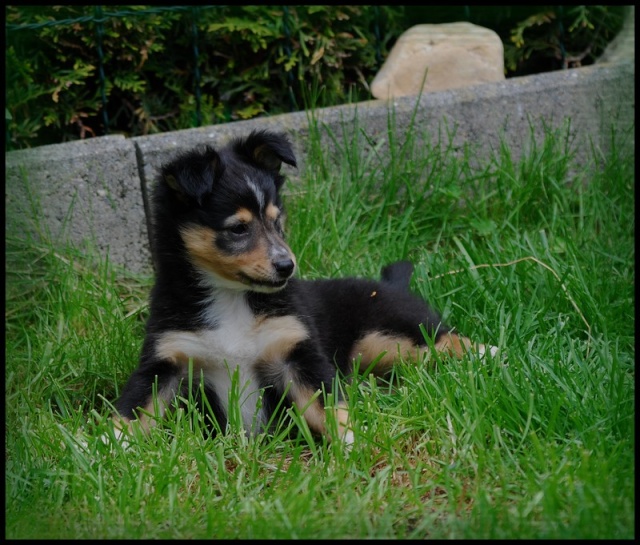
{"left": 373, "top": 6, "right": 382, "bottom": 68}
{"left": 282, "top": 6, "right": 298, "bottom": 112}
{"left": 191, "top": 6, "right": 202, "bottom": 127}
{"left": 556, "top": 5, "right": 567, "bottom": 69}
{"left": 94, "top": 6, "right": 110, "bottom": 135}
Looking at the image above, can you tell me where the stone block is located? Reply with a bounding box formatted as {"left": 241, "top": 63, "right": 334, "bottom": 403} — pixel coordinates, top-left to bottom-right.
{"left": 5, "top": 135, "right": 151, "bottom": 274}
{"left": 371, "top": 22, "right": 505, "bottom": 99}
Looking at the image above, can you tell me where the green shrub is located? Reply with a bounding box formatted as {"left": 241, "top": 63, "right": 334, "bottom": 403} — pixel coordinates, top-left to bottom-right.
{"left": 5, "top": 5, "right": 403, "bottom": 149}
{"left": 5, "top": 5, "right": 625, "bottom": 150}
{"left": 503, "top": 5, "right": 626, "bottom": 74}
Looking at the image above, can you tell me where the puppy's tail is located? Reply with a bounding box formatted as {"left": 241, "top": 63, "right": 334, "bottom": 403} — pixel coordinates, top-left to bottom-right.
{"left": 380, "top": 260, "right": 414, "bottom": 292}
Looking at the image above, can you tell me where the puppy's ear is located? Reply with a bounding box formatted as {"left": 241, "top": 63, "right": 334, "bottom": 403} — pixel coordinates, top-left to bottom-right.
{"left": 234, "top": 130, "right": 297, "bottom": 172}
{"left": 161, "top": 146, "right": 220, "bottom": 205}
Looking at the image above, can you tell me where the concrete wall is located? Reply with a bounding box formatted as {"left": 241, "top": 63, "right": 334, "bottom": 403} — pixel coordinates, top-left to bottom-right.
{"left": 5, "top": 60, "right": 635, "bottom": 275}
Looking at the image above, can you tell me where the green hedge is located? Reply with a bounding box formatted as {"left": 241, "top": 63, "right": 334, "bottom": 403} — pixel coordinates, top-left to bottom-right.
{"left": 6, "top": 6, "right": 403, "bottom": 149}
{"left": 5, "top": 5, "right": 624, "bottom": 150}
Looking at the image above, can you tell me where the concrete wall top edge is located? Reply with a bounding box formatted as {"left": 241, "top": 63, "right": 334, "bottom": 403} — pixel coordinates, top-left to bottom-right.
{"left": 131, "top": 111, "right": 312, "bottom": 153}
{"left": 6, "top": 134, "right": 131, "bottom": 166}
{"left": 131, "top": 61, "right": 635, "bottom": 151}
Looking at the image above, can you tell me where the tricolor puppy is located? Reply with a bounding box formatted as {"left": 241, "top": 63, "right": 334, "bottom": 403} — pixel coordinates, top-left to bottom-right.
{"left": 114, "top": 130, "right": 496, "bottom": 444}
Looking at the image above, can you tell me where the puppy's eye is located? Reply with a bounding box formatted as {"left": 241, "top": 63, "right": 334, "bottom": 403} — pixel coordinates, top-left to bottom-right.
{"left": 227, "top": 223, "right": 249, "bottom": 236}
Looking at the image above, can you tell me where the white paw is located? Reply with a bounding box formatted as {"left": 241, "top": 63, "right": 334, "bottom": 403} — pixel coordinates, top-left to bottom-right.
{"left": 101, "top": 426, "right": 133, "bottom": 450}
{"left": 74, "top": 432, "right": 90, "bottom": 453}
{"left": 342, "top": 429, "right": 355, "bottom": 446}
{"left": 476, "top": 344, "right": 502, "bottom": 359}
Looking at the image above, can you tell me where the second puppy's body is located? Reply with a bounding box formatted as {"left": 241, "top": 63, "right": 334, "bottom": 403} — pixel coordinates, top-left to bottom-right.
{"left": 115, "top": 130, "right": 494, "bottom": 443}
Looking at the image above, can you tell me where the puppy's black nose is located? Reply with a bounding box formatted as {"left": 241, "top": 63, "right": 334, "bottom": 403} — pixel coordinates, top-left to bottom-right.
{"left": 274, "top": 259, "right": 295, "bottom": 277}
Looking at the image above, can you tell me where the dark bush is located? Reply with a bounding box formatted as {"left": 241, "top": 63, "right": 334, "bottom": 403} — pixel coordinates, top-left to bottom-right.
{"left": 5, "top": 5, "right": 625, "bottom": 150}
{"left": 5, "top": 5, "right": 403, "bottom": 149}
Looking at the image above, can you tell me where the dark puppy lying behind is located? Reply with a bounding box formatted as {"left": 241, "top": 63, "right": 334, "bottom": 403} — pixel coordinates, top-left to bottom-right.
{"left": 114, "top": 130, "right": 496, "bottom": 444}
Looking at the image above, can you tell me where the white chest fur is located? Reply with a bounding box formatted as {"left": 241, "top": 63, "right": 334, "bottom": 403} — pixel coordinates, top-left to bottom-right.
{"left": 154, "top": 290, "right": 308, "bottom": 434}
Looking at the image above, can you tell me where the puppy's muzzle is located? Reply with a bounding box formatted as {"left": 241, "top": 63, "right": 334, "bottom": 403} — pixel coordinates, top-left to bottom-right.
{"left": 273, "top": 258, "right": 295, "bottom": 278}
{"left": 241, "top": 243, "right": 295, "bottom": 292}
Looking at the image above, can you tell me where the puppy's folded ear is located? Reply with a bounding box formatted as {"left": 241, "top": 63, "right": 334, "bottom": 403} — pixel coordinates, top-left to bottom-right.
{"left": 161, "top": 146, "right": 220, "bottom": 205}
{"left": 234, "top": 130, "right": 297, "bottom": 172}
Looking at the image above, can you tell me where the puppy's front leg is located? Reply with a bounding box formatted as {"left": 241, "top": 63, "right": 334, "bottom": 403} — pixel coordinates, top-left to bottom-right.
{"left": 112, "top": 359, "right": 183, "bottom": 440}
{"left": 287, "top": 388, "right": 352, "bottom": 445}
{"left": 278, "top": 341, "right": 353, "bottom": 444}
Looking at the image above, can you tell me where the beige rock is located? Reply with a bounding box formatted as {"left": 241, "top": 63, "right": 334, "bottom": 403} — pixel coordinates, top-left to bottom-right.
{"left": 371, "top": 22, "right": 505, "bottom": 99}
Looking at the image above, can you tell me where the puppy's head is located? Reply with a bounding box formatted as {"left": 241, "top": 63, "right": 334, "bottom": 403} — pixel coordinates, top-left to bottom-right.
{"left": 154, "top": 130, "right": 298, "bottom": 293}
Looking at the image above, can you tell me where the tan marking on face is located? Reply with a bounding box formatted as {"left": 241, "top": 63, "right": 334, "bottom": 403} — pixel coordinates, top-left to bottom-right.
{"left": 180, "top": 225, "right": 274, "bottom": 284}
{"left": 233, "top": 207, "right": 253, "bottom": 224}
{"left": 434, "top": 333, "right": 475, "bottom": 358}
{"left": 350, "top": 331, "right": 427, "bottom": 375}
{"left": 180, "top": 225, "right": 218, "bottom": 273}
{"left": 265, "top": 203, "right": 280, "bottom": 221}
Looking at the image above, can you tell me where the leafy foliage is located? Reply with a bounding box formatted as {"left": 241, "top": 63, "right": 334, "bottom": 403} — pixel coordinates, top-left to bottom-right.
{"left": 5, "top": 5, "right": 626, "bottom": 150}
{"left": 504, "top": 5, "right": 626, "bottom": 73}
{"left": 6, "top": 5, "right": 402, "bottom": 149}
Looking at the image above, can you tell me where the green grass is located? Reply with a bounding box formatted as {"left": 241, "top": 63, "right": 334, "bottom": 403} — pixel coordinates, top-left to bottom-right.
{"left": 5, "top": 116, "right": 634, "bottom": 539}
